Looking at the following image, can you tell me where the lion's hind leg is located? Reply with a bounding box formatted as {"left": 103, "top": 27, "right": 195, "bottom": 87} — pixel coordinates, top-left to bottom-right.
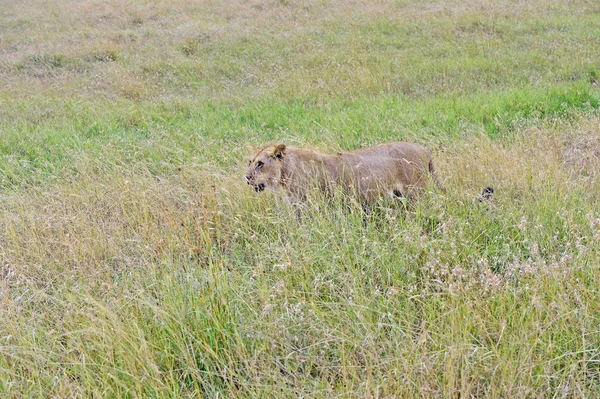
{"left": 388, "top": 184, "right": 411, "bottom": 208}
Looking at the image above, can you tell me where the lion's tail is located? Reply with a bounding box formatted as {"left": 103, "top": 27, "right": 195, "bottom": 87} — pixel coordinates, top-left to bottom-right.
{"left": 478, "top": 186, "right": 494, "bottom": 201}
{"left": 428, "top": 159, "right": 494, "bottom": 200}
{"left": 428, "top": 159, "right": 447, "bottom": 193}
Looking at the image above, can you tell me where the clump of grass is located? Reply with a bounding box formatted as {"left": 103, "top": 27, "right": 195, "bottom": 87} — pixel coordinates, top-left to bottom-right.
{"left": 14, "top": 53, "right": 68, "bottom": 73}
{"left": 88, "top": 42, "right": 120, "bottom": 63}
{"left": 31, "top": 54, "right": 67, "bottom": 68}
{"left": 178, "top": 37, "right": 204, "bottom": 56}
{"left": 106, "top": 71, "right": 146, "bottom": 101}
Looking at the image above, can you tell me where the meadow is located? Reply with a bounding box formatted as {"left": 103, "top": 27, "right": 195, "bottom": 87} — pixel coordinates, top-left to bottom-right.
{"left": 1, "top": 0, "right": 600, "bottom": 397}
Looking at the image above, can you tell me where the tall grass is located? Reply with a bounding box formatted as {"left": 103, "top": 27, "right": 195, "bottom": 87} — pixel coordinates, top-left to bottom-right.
{"left": 1, "top": 0, "right": 600, "bottom": 397}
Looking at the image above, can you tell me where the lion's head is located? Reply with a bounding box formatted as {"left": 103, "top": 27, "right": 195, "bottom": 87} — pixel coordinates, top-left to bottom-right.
{"left": 245, "top": 144, "right": 286, "bottom": 192}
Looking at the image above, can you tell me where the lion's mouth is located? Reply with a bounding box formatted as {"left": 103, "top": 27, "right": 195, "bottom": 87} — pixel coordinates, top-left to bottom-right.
{"left": 254, "top": 183, "right": 266, "bottom": 192}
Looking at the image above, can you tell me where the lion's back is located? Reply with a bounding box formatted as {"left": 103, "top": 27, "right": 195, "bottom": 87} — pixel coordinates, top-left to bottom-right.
{"left": 341, "top": 142, "right": 431, "bottom": 169}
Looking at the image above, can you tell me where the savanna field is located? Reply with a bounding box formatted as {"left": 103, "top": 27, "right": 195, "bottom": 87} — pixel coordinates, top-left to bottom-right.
{"left": 1, "top": 0, "right": 600, "bottom": 397}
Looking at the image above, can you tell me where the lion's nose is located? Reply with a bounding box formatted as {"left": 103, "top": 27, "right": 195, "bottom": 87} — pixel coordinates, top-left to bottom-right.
{"left": 245, "top": 175, "right": 252, "bottom": 184}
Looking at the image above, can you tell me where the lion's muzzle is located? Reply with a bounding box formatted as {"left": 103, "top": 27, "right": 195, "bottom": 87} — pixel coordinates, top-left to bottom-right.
{"left": 246, "top": 173, "right": 265, "bottom": 192}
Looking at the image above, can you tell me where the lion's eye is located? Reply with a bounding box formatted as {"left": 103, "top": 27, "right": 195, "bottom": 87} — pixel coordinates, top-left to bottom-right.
{"left": 256, "top": 161, "right": 264, "bottom": 169}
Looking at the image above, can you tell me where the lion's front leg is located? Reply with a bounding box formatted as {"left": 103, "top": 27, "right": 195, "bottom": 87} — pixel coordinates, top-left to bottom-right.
{"left": 283, "top": 192, "right": 307, "bottom": 218}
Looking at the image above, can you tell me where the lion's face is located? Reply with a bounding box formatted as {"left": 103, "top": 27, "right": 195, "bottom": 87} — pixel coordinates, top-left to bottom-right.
{"left": 245, "top": 144, "right": 286, "bottom": 192}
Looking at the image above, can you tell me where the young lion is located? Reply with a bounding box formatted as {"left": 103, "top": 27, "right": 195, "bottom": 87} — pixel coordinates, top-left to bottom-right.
{"left": 245, "top": 142, "right": 447, "bottom": 205}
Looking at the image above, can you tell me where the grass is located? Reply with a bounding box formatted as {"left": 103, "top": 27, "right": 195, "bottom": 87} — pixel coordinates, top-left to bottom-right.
{"left": 1, "top": 0, "right": 600, "bottom": 397}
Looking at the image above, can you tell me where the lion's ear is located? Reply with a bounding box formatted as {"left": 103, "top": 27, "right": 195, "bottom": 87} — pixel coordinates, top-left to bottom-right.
{"left": 249, "top": 145, "right": 260, "bottom": 153}
{"left": 272, "top": 144, "right": 286, "bottom": 160}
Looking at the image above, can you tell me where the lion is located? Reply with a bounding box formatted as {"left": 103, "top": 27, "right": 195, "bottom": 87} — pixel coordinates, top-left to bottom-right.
{"left": 245, "top": 142, "right": 448, "bottom": 205}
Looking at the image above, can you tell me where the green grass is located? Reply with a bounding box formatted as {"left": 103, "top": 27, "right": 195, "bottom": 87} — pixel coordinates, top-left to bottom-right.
{"left": 1, "top": 0, "right": 600, "bottom": 397}
{"left": 1, "top": 80, "right": 597, "bottom": 191}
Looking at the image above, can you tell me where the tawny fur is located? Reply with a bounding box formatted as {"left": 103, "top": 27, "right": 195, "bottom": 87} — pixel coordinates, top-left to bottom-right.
{"left": 245, "top": 142, "right": 445, "bottom": 204}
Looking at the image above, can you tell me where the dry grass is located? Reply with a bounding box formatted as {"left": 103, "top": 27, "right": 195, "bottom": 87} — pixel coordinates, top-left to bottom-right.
{"left": 1, "top": 0, "right": 600, "bottom": 397}
{"left": 2, "top": 0, "right": 599, "bottom": 100}
{"left": 2, "top": 118, "right": 600, "bottom": 396}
